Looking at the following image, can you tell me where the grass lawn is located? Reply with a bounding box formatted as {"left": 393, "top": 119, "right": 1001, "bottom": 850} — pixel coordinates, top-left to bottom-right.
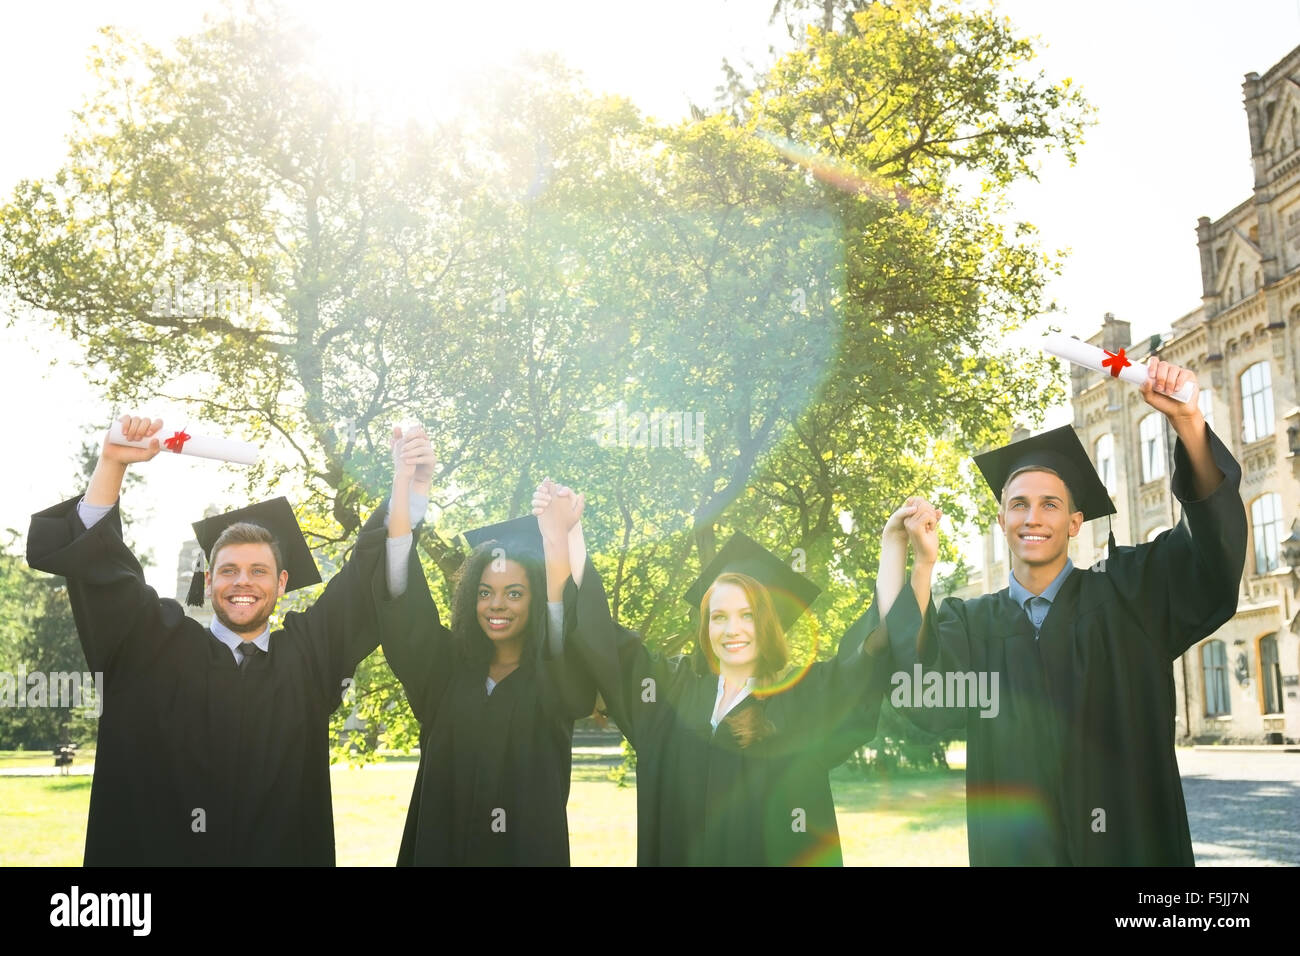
{"left": 0, "top": 760, "right": 968, "bottom": 866}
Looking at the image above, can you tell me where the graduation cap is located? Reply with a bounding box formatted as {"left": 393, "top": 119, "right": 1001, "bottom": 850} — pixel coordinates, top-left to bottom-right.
{"left": 683, "top": 532, "right": 822, "bottom": 633}
{"left": 460, "top": 514, "right": 545, "bottom": 561}
{"left": 187, "top": 496, "right": 322, "bottom": 606}
{"left": 972, "top": 425, "right": 1116, "bottom": 522}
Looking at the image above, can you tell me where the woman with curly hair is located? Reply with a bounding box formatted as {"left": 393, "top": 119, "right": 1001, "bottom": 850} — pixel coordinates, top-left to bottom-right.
{"left": 379, "top": 428, "right": 594, "bottom": 865}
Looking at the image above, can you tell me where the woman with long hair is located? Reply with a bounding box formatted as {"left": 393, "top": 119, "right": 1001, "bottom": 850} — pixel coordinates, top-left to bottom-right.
{"left": 534, "top": 480, "right": 892, "bottom": 866}
{"left": 379, "top": 428, "right": 594, "bottom": 865}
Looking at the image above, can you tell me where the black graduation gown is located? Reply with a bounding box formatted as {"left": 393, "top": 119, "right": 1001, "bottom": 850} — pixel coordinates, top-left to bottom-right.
{"left": 377, "top": 539, "right": 596, "bottom": 866}
{"left": 566, "top": 559, "right": 891, "bottom": 866}
{"left": 875, "top": 425, "right": 1246, "bottom": 865}
{"left": 25, "top": 496, "right": 390, "bottom": 866}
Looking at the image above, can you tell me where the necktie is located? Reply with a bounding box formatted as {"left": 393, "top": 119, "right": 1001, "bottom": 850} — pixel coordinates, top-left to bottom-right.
{"left": 1025, "top": 596, "right": 1049, "bottom": 637}
{"left": 237, "top": 642, "right": 263, "bottom": 669}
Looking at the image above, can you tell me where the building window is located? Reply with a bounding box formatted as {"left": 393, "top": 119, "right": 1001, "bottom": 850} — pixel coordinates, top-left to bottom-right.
{"left": 1251, "top": 493, "right": 1283, "bottom": 573}
{"left": 1094, "top": 434, "right": 1116, "bottom": 495}
{"left": 1260, "top": 635, "right": 1284, "bottom": 714}
{"left": 1139, "top": 413, "right": 1165, "bottom": 483}
{"left": 1145, "top": 525, "right": 1170, "bottom": 542}
{"left": 1240, "top": 361, "right": 1274, "bottom": 444}
{"left": 1202, "top": 640, "right": 1231, "bottom": 717}
{"left": 1197, "top": 388, "right": 1214, "bottom": 430}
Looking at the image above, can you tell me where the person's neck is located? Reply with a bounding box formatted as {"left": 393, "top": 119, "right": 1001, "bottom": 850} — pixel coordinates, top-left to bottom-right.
{"left": 492, "top": 638, "right": 524, "bottom": 669}
{"left": 1011, "top": 554, "right": 1070, "bottom": 596}
{"left": 719, "top": 663, "right": 755, "bottom": 689}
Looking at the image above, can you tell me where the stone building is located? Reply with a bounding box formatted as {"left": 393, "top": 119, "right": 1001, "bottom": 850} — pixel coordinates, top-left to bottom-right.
{"left": 955, "top": 44, "right": 1300, "bottom": 743}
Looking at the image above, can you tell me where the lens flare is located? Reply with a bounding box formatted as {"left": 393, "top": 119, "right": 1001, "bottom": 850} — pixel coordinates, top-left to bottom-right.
{"left": 965, "top": 782, "right": 1058, "bottom": 849}
{"left": 755, "top": 129, "right": 932, "bottom": 210}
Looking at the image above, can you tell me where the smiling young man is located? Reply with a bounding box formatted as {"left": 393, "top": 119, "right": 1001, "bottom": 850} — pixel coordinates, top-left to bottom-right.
{"left": 871, "top": 357, "right": 1247, "bottom": 865}
{"left": 26, "top": 414, "right": 402, "bottom": 865}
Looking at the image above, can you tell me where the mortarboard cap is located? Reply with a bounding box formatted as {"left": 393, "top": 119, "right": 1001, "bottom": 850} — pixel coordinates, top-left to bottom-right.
{"left": 973, "top": 425, "right": 1116, "bottom": 522}
{"left": 460, "top": 514, "right": 545, "bottom": 561}
{"left": 683, "top": 532, "right": 822, "bottom": 633}
{"left": 189, "top": 496, "right": 322, "bottom": 606}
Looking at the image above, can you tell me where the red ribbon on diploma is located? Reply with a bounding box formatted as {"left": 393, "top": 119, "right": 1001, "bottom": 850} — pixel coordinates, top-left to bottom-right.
{"left": 1101, "top": 348, "right": 1131, "bottom": 377}
{"left": 163, "top": 430, "right": 192, "bottom": 453}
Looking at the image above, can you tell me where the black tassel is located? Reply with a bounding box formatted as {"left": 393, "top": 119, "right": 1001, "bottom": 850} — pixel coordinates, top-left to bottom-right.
{"left": 186, "top": 554, "right": 206, "bottom": 607}
{"left": 1107, "top": 516, "right": 1118, "bottom": 559}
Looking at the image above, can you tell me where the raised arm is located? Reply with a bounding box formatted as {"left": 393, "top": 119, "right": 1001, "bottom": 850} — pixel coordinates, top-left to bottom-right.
{"left": 374, "top": 424, "right": 453, "bottom": 724}
{"left": 1104, "top": 359, "right": 1246, "bottom": 658}
{"left": 288, "top": 424, "right": 439, "bottom": 711}
{"left": 27, "top": 415, "right": 170, "bottom": 675}
{"left": 85, "top": 415, "right": 164, "bottom": 506}
{"left": 533, "top": 482, "right": 667, "bottom": 744}
{"left": 531, "top": 479, "right": 597, "bottom": 719}
{"left": 854, "top": 496, "right": 968, "bottom": 735}
{"left": 872, "top": 497, "right": 942, "bottom": 659}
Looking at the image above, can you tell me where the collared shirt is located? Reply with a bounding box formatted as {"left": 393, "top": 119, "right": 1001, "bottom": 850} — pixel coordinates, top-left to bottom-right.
{"left": 210, "top": 616, "right": 271, "bottom": 665}
{"left": 1007, "top": 558, "right": 1074, "bottom": 638}
{"left": 710, "top": 675, "right": 757, "bottom": 731}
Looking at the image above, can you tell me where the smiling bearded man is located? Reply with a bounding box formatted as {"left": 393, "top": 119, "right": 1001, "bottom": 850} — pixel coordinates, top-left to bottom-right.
{"left": 26, "top": 414, "right": 406, "bottom": 865}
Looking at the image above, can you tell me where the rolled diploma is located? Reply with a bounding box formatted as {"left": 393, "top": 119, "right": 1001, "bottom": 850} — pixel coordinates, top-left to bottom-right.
{"left": 107, "top": 422, "right": 259, "bottom": 465}
{"left": 1043, "top": 337, "right": 1194, "bottom": 403}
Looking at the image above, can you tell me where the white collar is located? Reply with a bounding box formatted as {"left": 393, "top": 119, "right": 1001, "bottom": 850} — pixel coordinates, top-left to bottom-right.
{"left": 711, "top": 674, "right": 757, "bottom": 732}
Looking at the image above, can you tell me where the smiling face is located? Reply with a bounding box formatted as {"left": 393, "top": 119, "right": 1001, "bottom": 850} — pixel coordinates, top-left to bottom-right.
{"left": 997, "top": 468, "right": 1083, "bottom": 570}
{"left": 476, "top": 559, "right": 532, "bottom": 646}
{"left": 207, "top": 542, "right": 288, "bottom": 638}
{"left": 707, "top": 581, "right": 762, "bottom": 675}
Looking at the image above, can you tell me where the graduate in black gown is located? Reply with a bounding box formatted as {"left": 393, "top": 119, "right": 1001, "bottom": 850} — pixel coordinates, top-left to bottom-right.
{"left": 378, "top": 428, "right": 595, "bottom": 865}
{"left": 25, "top": 414, "right": 391, "bottom": 865}
{"left": 871, "top": 357, "right": 1246, "bottom": 865}
{"left": 532, "top": 481, "right": 892, "bottom": 866}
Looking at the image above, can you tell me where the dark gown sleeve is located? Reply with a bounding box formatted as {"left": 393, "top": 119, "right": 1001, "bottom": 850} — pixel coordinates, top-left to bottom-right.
{"left": 279, "top": 503, "right": 391, "bottom": 710}
{"left": 870, "top": 583, "right": 971, "bottom": 734}
{"left": 811, "top": 605, "right": 895, "bottom": 763}
{"left": 26, "top": 496, "right": 176, "bottom": 677}
{"left": 538, "top": 597, "right": 598, "bottom": 721}
{"left": 564, "top": 558, "right": 679, "bottom": 750}
{"left": 1097, "top": 423, "right": 1246, "bottom": 659}
{"left": 373, "top": 517, "right": 455, "bottom": 727}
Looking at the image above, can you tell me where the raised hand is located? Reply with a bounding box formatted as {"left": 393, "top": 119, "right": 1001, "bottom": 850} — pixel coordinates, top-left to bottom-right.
{"left": 1141, "top": 356, "right": 1201, "bottom": 426}
{"left": 392, "top": 425, "right": 436, "bottom": 488}
{"left": 102, "top": 415, "right": 164, "bottom": 465}
{"left": 533, "top": 479, "right": 585, "bottom": 542}
{"left": 883, "top": 497, "right": 925, "bottom": 544}
{"left": 902, "top": 497, "right": 942, "bottom": 567}
{"left": 86, "top": 414, "right": 163, "bottom": 507}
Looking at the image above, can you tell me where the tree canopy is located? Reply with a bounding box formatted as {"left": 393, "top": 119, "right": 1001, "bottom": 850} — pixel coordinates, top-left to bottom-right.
{"left": 1, "top": 0, "right": 1089, "bottom": 756}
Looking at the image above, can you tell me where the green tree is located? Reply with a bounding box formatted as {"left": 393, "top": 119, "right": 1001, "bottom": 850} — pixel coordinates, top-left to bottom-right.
{"left": 0, "top": 539, "right": 93, "bottom": 750}
{"left": 1, "top": 1, "right": 1089, "bottom": 758}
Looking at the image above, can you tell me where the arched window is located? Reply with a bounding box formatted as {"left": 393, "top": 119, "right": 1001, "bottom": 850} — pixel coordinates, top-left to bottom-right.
{"left": 1250, "top": 493, "right": 1283, "bottom": 573}
{"left": 1094, "top": 434, "right": 1116, "bottom": 495}
{"left": 1201, "top": 640, "right": 1231, "bottom": 717}
{"left": 1139, "top": 413, "right": 1165, "bottom": 483}
{"left": 1260, "top": 635, "right": 1284, "bottom": 714}
{"left": 1241, "top": 361, "right": 1275, "bottom": 443}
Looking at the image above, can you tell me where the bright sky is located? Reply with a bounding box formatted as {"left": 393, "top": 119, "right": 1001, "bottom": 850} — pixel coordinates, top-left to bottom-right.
{"left": 2, "top": 0, "right": 1299, "bottom": 592}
